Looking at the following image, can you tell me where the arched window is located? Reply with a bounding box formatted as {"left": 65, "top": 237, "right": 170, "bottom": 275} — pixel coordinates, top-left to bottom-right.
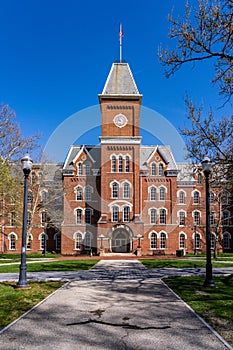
{"left": 125, "top": 156, "right": 130, "bottom": 172}
{"left": 85, "top": 163, "right": 91, "bottom": 175}
{"left": 222, "top": 210, "right": 230, "bottom": 226}
{"left": 85, "top": 208, "right": 92, "bottom": 224}
{"left": 78, "top": 163, "right": 83, "bottom": 176}
{"left": 123, "top": 206, "right": 130, "bottom": 222}
{"left": 40, "top": 232, "right": 48, "bottom": 251}
{"left": 159, "top": 209, "right": 166, "bottom": 224}
{"left": 210, "top": 233, "right": 215, "bottom": 250}
{"left": 38, "top": 172, "right": 43, "bottom": 183}
{"left": 150, "top": 209, "right": 156, "bottom": 224}
{"left": 151, "top": 163, "right": 156, "bottom": 176}
{"left": 27, "top": 234, "right": 33, "bottom": 250}
{"left": 112, "top": 206, "right": 119, "bottom": 222}
{"left": 41, "top": 190, "right": 48, "bottom": 203}
{"left": 28, "top": 190, "right": 33, "bottom": 204}
{"left": 179, "top": 211, "right": 185, "bottom": 226}
{"left": 55, "top": 233, "right": 61, "bottom": 251}
{"left": 179, "top": 233, "right": 185, "bottom": 249}
{"left": 31, "top": 172, "right": 36, "bottom": 185}
{"left": 76, "top": 187, "right": 83, "bottom": 201}
{"left": 112, "top": 182, "right": 119, "bottom": 198}
{"left": 75, "top": 232, "right": 82, "bottom": 250}
{"left": 9, "top": 233, "right": 17, "bottom": 250}
{"left": 160, "top": 232, "right": 166, "bottom": 249}
{"left": 197, "top": 173, "right": 202, "bottom": 184}
{"left": 27, "top": 211, "right": 32, "bottom": 227}
{"left": 210, "top": 211, "right": 215, "bottom": 225}
{"left": 111, "top": 156, "right": 116, "bottom": 172}
{"left": 158, "top": 164, "right": 164, "bottom": 176}
{"left": 193, "top": 191, "right": 200, "bottom": 204}
{"left": 41, "top": 211, "right": 47, "bottom": 225}
{"left": 159, "top": 187, "right": 166, "bottom": 201}
{"left": 10, "top": 211, "right": 16, "bottom": 226}
{"left": 223, "top": 232, "right": 231, "bottom": 249}
{"left": 76, "top": 209, "right": 82, "bottom": 224}
{"left": 123, "top": 182, "right": 130, "bottom": 198}
{"left": 221, "top": 190, "right": 229, "bottom": 205}
{"left": 150, "top": 187, "right": 156, "bottom": 201}
{"left": 179, "top": 191, "right": 185, "bottom": 204}
{"left": 194, "top": 233, "right": 201, "bottom": 249}
{"left": 85, "top": 186, "right": 92, "bottom": 201}
{"left": 193, "top": 211, "right": 200, "bottom": 226}
{"left": 209, "top": 191, "right": 215, "bottom": 204}
{"left": 150, "top": 232, "right": 157, "bottom": 249}
{"left": 118, "top": 156, "right": 123, "bottom": 172}
{"left": 84, "top": 232, "right": 91, "bottom": 249}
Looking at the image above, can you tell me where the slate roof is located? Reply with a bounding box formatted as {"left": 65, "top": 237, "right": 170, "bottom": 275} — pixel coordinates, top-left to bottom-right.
{"left": 140, "top": 146, "right": 178, "bottom": 171}
{"left": 101, "top": 63, "right": 141, "bottom": 96}
{"left": 63, "top": 145, "right": 101, "bottom": 171}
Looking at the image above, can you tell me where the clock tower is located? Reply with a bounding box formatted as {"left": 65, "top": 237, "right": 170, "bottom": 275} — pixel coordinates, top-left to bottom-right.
{"left": 98, "top": 62, "right": 143, "bottom": 253}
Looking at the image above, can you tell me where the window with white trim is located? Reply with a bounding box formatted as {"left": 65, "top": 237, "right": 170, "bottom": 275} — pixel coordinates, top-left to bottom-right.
{"left": 179, "top": 211, "right": 185, "bottom": 226}
{"left": 193, "top": 191, "right": 200, "bottom": 204}
{"left": 75, "top": 232, "right": 82, "bottom": 250}
{"left": 159, "top": 164, "right": 164, "bottom": 176}
{"left": 76, "top": 209, "right": 82, "bottom": 224}
{"left": 179, "top": 191, "right": 185, "bottom": 204}
{"left": 123, "top": 182, "right": 130, "bottom": 198}
{"left": 112, "top": 206, "right": 119, "bottom": 222}
{"left": 78, "top": 163, "right": 83, "bottom": 176}
{"left": 150, "top": 187, "right": 156, "bottom": 201}
{"left": 193, "top": 211, "right": 200, "bottom": 226}
{"left": 118, "top": 156, "right": 123, "bottom": 172}
{"left": 151, "top": 163, "right": 156, "bottom": 176}
{"left": 194, "top": 233, "right": 201, "bottom": 249}
{"left": 112, "top": 182, "right": 119, "bottom": 198}
{"left": 159, "top": 187, "right": 166, "bottom": 201}
{"left": 223, "top": 232, "right": 231, "bottom": 249}
{"left": 125, "top": 156, "right": 130, "bottom": 172}
{"left": 10, "top": 211, "right": 16, "bottom": 226}
{"left": 150, "top": 209, "right": 156, "bottom": 224}
{"left": 76, "top": 187, "right": 83, "bottom": 201}
{"left": 179, "top": 233, "right": 185, "bottom": 249}
{"left": 159, "top": 209, "right": 166, "bottom": 224}
{"left": 160, "top": 232, "right": 166, "bottom": 249}
{"left": 111, "top": 156, "right": 116, "bottom": 172}
{"left": 9, "top": 233, "right": 17, "bottom": 250}
{"left": 123, "top": 206, "right": 130, "bottom": 222}
{"left": 150, "top": 232, "right": 157, "bottom": 249}
{"left": 85, "top": 163, "right": 91, "bottom": 175}
{"left": 85, "top": 186, "right": 92, "bottom": 201}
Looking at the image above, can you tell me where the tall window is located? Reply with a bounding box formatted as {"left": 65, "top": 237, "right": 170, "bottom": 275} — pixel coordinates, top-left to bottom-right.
{"left": 223, "top": 232, "right": 231, "bottom": 249}
{"left": 123, "top": 182, "right": 130, "bottom": 198}
{"left": 112, "top": 206, "right": 119, "bottom": 222}
{"left": 41, "top": 211, "right": 47, "bottom": 225}
{"left": 27, "top": 234, "right": 32, "bottom": 250}
{"left": 150, "top": 209, "right": 156, "bottom": 224}
{"left": 76, "top": 187, "right": 83, "bottom": 201}
{"left": 85, "top": 186, "right": 92, "bottom": 201}
{"left": 221, "top": 190, "right": 229, "bottom": 205}
{"left": 150, "top": 187, "right": 156, "bottom": 201}
{"left": 40, "top": 233, "right": 47, "bottom": 251}
{"left": 85, "top": 163, "right": 91, "bottom": 175}
{"left": 9, "top": 233, "right": 16, "bottom": 250}
{"left": 151, "top": 163, "right": 156, "bottom": 176}
{"left": 159, "top": 187, "right": 166, "bottom": 201}
{"left": 150, "top": 232, "right": 157, "bottom": 249}
{"left": 41, "top": 190, "right": 48, "bottom": 203}
{"left": 210, "top": 233, "right": 215, "bottom": 250}
{"left": 179, "top": 211, "right": 185, "bottom": 226}
{"left": 209, "top": 191, "right": 215, "bottom": 204}
{"left": 28, "top": 191, "right": 33, "bottom": 204}
{"left": 85, "top": 208, "right": 92, "bottom": 224}
{"left": 75, "top": 232, "right": 82, "bottom": 250}
{"left": 111, "top": 156, "right": 116, "bottom": 172}
{"left": 194, "top": 233, "right": 201, "bottom": 249}
{"left": 158, "top": 164, "right": 164, "bottom": 176}
{"left": 179, "top": 233, "right": 185, "bottom": 249}
{"left": 193, "top": 211, "right": 200, "bottom": 226}
{"left": 84, "top": 232, "right": 91, "bottom": 249}
{"left": 27, "top": 211, "right": 32, "bottom": 227}
{"left": 210, "top": 212, "right": 215, "bottom": 226}
{"left": 10, "top": 211, "right": 16, "bottom": 226}
{"left": 31, "top": 172, "right": 36, "bottom": 185}
{"left": 179, "top": 191, "right": 185, "bottom": 204}
{"left": 160, "top": 232, "right": 166, "bottom": 249}
{"left": 112, "top": 182, "right": 119, "bottom": 198}
{"left": 125, "top": 156, "right": 130, "bottom": 172}
{"left": 55, "top": 233, "right": 61, "bottom": 251}
{"left": 197, "top": 173, "right": 202, "bottom": 184}
{"left": 159, "top": 209, "right": 166, "bottom": 224}
{"left": 76, "top": 209, "right": 82, "bottom": 224}
{"left": 78, "top": 163, "right": 83, "bottom": 176}
{"left": 222, "top": 210, "right": 230, "bottom": 226}
{"left": 123, "top": 206, "right": 130, "bottom": 222}
{"left": 118, "top": 156, "right": 123, "bottom": 172}
{"left": 193, "top": 191, "right": 200, "bottom": 204}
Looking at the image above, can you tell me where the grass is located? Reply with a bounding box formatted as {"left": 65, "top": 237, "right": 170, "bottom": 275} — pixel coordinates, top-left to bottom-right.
{"left": 140, "top": 259, "right": 233, "bottom": 269}
{"left": 0, "top": 281, "right": 64, "bottom": 330}
{"left": 0, "top": 253, "right": 61, "bottom": 260}
{"left": 0, "top": 259, "right": 99, "bottom": 273}
{"left": 164, "top": 275, "right": 233, "bottom": 346}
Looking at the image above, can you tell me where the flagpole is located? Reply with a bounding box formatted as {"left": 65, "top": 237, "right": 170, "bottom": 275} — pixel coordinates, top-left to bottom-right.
{"left": 119, "top": 23, "right": 123, "bottom": 63}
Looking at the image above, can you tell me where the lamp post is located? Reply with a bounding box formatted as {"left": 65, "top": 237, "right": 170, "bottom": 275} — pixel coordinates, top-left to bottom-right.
{"left": 201, "top": 156, "right": 215, "bottom": 288}
{"left": 136, "top": 234, "right": 143, "bottom": 256}
{"left": 16, "top": 154, "right": 33, "bottom": 289}
{"left": 99, "top": 234, "right": 105, "bottom": 256}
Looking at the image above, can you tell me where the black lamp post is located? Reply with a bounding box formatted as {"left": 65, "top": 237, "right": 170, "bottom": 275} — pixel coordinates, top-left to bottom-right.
{"left": 16, "top": 154, "right": 33, "bottom": 289}
{"left": 201, "top": 156, "right": 215, "bottom": 288}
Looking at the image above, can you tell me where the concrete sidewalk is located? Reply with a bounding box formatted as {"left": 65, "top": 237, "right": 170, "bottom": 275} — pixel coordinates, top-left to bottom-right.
{"left": 0, "top": 260, "right": 232, "bottom": 349}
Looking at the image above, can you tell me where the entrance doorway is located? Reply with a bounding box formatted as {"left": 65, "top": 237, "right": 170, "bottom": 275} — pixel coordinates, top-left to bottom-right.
{"left": 112, "top": 229, "right": 130, "bottom": 253}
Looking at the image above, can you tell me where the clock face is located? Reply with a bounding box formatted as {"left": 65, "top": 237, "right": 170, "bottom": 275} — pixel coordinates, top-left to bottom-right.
{"left": 113, "top": 114, "right": 128, "bottom": 128}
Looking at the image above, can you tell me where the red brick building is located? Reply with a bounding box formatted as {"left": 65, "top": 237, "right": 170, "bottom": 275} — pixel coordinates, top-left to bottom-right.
{"left": 1, "top": 62, "right": 232, "bottom": 255}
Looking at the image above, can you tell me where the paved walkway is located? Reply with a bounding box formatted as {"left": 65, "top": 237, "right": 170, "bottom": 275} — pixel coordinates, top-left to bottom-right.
{"left": 0, "top": 260, "right": 232, "bottom": 350}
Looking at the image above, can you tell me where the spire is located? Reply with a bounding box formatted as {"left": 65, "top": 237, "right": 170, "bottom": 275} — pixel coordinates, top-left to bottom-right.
{"left": 119, "top": 23, "right": 123, "bottom": 63}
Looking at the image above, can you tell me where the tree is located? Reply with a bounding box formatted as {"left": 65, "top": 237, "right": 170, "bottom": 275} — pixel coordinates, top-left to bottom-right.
{"left": 159, "top": 0, "right": 233, "bottom": 101}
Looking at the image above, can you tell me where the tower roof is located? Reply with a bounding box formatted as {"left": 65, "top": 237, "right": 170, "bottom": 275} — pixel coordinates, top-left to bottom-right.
{"left": 101, "top": 62, "right": 141, "bottom": 96}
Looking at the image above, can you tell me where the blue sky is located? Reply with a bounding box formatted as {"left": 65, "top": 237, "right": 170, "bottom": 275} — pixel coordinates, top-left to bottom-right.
{"left": 0, "top": 0, "right": 228, "bottom": 162}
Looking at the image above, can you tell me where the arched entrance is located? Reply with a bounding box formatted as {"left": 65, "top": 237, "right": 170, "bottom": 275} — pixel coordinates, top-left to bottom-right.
{"left": 110, "top": 225, "right": 132, "bottom": 253}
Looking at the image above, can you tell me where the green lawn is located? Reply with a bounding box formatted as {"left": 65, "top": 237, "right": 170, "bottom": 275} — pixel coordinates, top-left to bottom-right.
{"left": 164, "top": 275, "right": 233, "bottom": 346}
{"left": 0, "top": 281, "right": 64, "bottom": 330}
{"left": 0, "top": 253, "right": 61, "bottom": 260}
{"left": 140, "top": 259, "right": 233, "bottom": 269}
{"left": 0, "top": 259, "right": 98, "bottom": 273}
